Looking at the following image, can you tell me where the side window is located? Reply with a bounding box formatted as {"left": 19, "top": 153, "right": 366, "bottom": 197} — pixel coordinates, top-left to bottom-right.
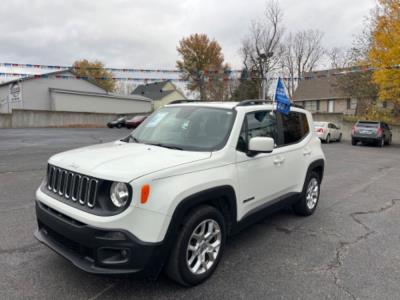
{"left": 280, "top": 112, "right": 309, "bottom": 145}
{"left": 236, "top": 111, "right": 279, "bottom": 152}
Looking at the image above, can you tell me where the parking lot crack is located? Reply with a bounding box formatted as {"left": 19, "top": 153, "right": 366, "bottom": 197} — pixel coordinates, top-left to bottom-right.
{"left": 88, "top": 283, "right": 117, "bottom": 300}
{"left": 313, "top": 199, "right": 400, "bottom": 300}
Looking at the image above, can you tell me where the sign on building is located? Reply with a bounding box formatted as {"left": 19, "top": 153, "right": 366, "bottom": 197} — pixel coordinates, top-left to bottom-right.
{"left": 8, "top": 82, "right": 22, "bottom": 103}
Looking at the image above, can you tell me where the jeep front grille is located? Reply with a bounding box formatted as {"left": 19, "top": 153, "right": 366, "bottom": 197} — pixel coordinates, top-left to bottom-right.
{"left": 47, "top": 165, "right": 98, "bottom": 208}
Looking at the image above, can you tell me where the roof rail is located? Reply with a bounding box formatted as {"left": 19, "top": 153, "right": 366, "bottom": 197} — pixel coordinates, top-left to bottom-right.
{"left": 168, "top": 99, "right": 199, "bottom": 105}
{"left": 235, "top": 99, "right": 305, "bottom": 109}
{"left": 235, "top": 99, "right": 274, "bottom": 107}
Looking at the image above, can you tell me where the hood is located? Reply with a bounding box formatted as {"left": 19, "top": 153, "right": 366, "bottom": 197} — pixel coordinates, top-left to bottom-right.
{"left": 49, "top": 141, "right": 211, "bottom": 182}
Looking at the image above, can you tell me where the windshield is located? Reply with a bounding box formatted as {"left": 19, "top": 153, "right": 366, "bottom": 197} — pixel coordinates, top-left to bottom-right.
{"left": 357, "top": 121, "right": 379, "bottom": 128}
{"left": 131, "top": 106, "right": 236, "bottom": 151}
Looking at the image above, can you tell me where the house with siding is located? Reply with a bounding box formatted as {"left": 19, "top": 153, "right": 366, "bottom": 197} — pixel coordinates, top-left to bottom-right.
{"left": 132, "top": 80, "right": 186, "bottom": 110}
{"left": 292, "top": 69, "right": 360, "bottom": 114}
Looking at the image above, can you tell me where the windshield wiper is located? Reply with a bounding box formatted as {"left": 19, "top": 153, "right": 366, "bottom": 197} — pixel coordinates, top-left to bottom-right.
{"left": 147, "top": 143, "right": 183, "bottom": 150}
{"left": 128, "top": 135, "right": 141, "bottom": 143}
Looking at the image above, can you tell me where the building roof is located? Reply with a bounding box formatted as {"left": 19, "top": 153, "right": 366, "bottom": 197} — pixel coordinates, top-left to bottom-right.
{"left": 292, "top": 69, "right": 349, "bottom": 102}
{"left": 132, "top": 80, "right": 184, "bottom": 101}
{"left": 49, "top": 88, "right": 151, "bottom": 102}
{"left": 0, "top": 68, "right": 108, "bottom": 92}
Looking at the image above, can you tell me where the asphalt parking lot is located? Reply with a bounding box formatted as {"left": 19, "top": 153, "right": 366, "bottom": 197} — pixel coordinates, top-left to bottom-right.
{"left": 1, "top": 128, "right": 400, "bottom": 299}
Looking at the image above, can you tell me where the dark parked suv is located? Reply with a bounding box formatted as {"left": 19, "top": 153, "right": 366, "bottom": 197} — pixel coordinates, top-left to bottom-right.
{"left": 351, "top": 120, "right": 392, "bottom": 147}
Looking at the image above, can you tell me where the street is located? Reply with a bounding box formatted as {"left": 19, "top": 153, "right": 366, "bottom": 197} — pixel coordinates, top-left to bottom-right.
{"left": 1, "top": 128, "right": 400, "bottom": 299}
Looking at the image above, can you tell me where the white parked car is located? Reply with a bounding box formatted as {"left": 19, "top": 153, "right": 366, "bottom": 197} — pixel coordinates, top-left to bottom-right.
{"left": 313, "top": 121, "right": 342, "bottom": 143}
{"left": 34, "top": 100, "right": 326, "bottom": 286}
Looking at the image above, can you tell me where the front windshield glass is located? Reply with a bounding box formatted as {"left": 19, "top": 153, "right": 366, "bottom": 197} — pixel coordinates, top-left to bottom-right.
{"left": 131, "top": 106, "right": 236, "bottom": 151}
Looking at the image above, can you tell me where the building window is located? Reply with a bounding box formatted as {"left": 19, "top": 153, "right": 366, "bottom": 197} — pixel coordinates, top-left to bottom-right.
{"left": 305, "top": 100, "right": 318, "bottom": 111}
{"left": 347, "top": 99, "right": 351, "bottom": 109}
{"left": 350, "top": 98, "right": 357, "bottom": 109}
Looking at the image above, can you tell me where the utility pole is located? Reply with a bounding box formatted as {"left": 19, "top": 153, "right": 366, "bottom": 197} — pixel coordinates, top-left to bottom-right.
{"left": 259, "top": 52, "right": 274, "bottom": 100}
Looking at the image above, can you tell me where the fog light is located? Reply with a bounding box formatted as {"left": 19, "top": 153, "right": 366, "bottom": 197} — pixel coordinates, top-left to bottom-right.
{"left": 98, "top": 248, "right": 130, "bottom": 264}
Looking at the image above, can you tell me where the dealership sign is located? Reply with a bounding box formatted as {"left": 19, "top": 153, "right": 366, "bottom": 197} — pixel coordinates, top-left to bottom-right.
{"left": 8, "top": 82, "right": 22, "bottom": 102}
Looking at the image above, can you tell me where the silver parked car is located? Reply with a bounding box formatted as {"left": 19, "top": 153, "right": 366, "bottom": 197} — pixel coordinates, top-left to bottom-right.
{"left": 351, "top": 120, "right": 392, "bottom": 147}
{"left": 313, "top": 121, "right": 342, "bottom": 143}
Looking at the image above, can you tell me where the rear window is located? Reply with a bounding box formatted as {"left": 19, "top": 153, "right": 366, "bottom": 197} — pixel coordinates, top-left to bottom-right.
{"left": 280, "top": 112, "right": 309, "bottom": 145}
{"left": 357, "top": 121, "right": 379, "bottom": 128}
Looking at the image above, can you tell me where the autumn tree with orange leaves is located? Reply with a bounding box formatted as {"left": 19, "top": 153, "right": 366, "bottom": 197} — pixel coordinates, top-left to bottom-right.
{"left": 369, "top": 0, "right": 400, "bottom": 115}
{"left": 73, "top": 59, "right": 116, "bottom": 92}
{"left": 177, "top": 34, "right": 230, "bottom": 101}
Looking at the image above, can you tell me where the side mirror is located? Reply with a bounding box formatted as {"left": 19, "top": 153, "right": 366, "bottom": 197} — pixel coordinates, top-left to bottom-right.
{"left": 248, "top": 137, "right": 275, "bottom": 154}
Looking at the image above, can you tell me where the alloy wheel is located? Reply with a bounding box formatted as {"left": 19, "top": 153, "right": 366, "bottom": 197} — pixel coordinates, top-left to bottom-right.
{"left": 306, "top": 178, "right": 319, "bottom": 210}
{"left": 186, "top": 219, "right": 222, "bottom": 275}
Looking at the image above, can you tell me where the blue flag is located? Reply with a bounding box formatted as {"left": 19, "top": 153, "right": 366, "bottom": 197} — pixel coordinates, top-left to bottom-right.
{"left": 274, "top": 77, "right": 291, "bottom": 115}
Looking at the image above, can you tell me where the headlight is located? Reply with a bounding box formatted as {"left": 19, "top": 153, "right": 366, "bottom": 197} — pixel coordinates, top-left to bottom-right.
{"left": 110, "top": 182, "right": 129, "bottom": 208}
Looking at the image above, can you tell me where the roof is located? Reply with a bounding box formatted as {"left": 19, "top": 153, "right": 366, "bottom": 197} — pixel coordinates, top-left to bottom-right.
{"left": 49, "top": 88, "right": 151, "bottom": 102}
{"left": 0, "top": 68, "right": 108, "bottom": 91}
{"left": 168, "top": 101, "right": 239, "bottom": 109}
{"left": 167, "top": 100, "right": 307, "bottom": 113}
{"left": 131, "top": 80, "right": 183, "bottom": 101}
{"left": 292, "top": 69, "right": 350, "bottom": 102}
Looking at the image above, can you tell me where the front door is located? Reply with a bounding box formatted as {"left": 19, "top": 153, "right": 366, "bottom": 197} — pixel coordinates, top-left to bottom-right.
{"left": 235, "top": 110, "right": 288, "bottom": 219}
{"left": 328, "top": 100, "right": 334, "bottom": 113}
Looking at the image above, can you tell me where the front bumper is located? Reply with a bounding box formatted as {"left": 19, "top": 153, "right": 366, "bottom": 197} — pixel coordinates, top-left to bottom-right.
{"left": 34, "top": 200, "right": 166, "bottom": 277}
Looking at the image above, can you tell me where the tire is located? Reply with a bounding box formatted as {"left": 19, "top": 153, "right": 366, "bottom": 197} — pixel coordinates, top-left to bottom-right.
{"left": 351, "top": 138, "right": 357, "bottom": 146}
{"left": 165, "top": 205, "right": 226, "bottom": 286}
{"left": 293, "top": 171, "right": 320, "bottom": 216}
{"left": 326, "top": 134, "right": 331, "bottom": 143}
{"left": 378, "top": 137, "right": 385, "bottom": 148}
{"left": 107, "top": 124, "right": 113, "bottom": 128}
{"left": 337, "top": 134, "right": 342, "bottom": 142}
{"left": 385, "top": 135, "right": 392, "bottom": 145}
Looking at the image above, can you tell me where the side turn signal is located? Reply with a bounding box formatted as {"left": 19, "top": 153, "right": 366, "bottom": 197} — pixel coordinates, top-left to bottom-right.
{"left": 140, "top": 184, "right": 150, "bottom": 204}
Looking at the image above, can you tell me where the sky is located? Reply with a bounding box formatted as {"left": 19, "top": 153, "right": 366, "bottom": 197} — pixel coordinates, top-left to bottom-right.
{"left": 0, "top": 0, "right": 376, "bottom": 69}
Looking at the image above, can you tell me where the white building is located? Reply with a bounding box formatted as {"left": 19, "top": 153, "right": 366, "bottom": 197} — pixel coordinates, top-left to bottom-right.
{"left": 0, "top": 69, "right": 152, "bottom": 114}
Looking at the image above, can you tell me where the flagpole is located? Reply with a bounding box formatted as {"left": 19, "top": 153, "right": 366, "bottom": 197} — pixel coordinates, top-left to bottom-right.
{"left": 272, "top": 77, "right": 279, "bottom": 109}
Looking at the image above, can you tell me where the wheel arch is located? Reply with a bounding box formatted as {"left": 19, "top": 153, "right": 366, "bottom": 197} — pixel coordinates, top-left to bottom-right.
{"left": 167, "top": 185, "right": 238, "bottom": 237}
{"left": 307, "top": 159, "right": 325, "bottom": 182}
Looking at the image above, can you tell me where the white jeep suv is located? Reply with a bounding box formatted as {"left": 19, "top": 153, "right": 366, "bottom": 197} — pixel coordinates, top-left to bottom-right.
{"left": 34, "top": 100, "right": 325, "bottom": 286}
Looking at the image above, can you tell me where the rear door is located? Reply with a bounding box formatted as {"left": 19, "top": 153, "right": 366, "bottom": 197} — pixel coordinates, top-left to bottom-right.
{"left": 276, "top": 111, "right": 312, "bottom": 193}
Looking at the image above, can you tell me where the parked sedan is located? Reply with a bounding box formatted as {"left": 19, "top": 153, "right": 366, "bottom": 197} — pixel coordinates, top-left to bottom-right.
{"left": 107, "top": 117, "right": 127, "bottom": 128}
{"left": 313, "top": 121, "right": 342, "bottom": 143}
{"left": 351, "top": 120, "right": 392, "bottom": 147}
{"left": 125, "top": 115, "right": 147, "bottom": 129}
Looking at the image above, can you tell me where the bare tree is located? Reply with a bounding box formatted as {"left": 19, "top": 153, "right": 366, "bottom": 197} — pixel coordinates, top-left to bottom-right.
{"left": 281, "top": 29, "right": 325, "bottom": 98}
{"left": 327, "top": 47, "right": 352, "bottom": 69}
{"left": 114, "top": 80, "right": 137, "bottom": 95}
{"left": 240, "top": 0, "right": 284, "bottom": 99}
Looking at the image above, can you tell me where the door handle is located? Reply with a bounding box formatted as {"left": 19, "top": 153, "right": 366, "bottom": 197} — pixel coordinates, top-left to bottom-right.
{"left": 303, "top": 148, "right": 312, "bottom": 156}
{"left": 273, "top": 156, "right": 285, "bottom": 165}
